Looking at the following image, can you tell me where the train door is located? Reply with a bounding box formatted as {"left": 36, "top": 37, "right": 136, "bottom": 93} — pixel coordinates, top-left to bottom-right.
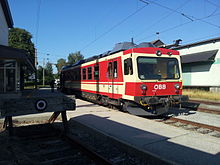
{"left": 107, "top": 59, "right": 118, "bottom": 98}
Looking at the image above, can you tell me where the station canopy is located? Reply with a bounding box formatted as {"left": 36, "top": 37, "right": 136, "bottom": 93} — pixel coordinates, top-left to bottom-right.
{"left": 181, "top": 49, "right": 218, "bottom": 64}
{"left": 0, "top": 45, "right": 35, "bottom": 71}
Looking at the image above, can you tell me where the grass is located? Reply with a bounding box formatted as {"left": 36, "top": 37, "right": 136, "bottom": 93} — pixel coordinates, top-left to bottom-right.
{"left": 183, "top": 89, "right": 220, "bottom": 101}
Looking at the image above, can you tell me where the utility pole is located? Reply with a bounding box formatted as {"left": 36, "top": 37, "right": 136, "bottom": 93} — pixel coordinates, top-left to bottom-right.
{"left": 34, "top": 48, "right": 38, "bottom": 89}
{"left": 43, "top": 58, "right": 45, "bottom": 86}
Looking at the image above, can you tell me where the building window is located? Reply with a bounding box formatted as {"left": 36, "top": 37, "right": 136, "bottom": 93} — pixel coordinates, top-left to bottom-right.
{"left": 0, "top": 60, "right": 17, "bottom": 93}
{"left": 88, "top": 67, "right": 92, "bottom": 80}
{"left": 94, "top": 65, "right": 99, "bottom": 80}
{"left": 82, "top": 68, "right": 86, "bottom": 80}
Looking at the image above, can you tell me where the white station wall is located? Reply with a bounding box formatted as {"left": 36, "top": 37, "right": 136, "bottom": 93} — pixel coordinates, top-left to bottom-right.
{"left": 179, "top": 41, "right": 220, "bottom": 87}
{"left": 0, "top": 4, "right": 9, "bottom": 46}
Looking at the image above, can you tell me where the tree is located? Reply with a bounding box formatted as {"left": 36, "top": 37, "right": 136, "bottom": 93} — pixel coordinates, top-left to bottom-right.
{"left": 37, "top": 65, "right": 43, "bottom": 84}
{"left": 9, "top": 28, "right": 35, "bottom": 58}
{"left": 67, "top": 51, "right": 84, "bottom": 65}
{"left": 56, "top": 58, "right": 66, "bottom": 73}
{"left": 45, "top": 62, "right": 54, "bottom": 84}
{"left": 37, "top": 63, "right": 54, "bottom": 85}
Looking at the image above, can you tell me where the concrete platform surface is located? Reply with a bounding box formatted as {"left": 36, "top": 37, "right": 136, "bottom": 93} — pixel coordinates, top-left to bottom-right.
{"left": 67, "top": 99, "right": 220, "bottom": 165}
{"left": 175, "top": 111, "right": 220, "bottom": 128}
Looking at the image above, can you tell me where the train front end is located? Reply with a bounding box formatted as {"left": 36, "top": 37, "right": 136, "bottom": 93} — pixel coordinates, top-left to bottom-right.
{"left": 123, "top": 47, "right": 188, "bottom": 115}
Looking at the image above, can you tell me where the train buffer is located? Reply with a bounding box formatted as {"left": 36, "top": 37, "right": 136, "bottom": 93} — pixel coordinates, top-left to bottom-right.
{"left": 0, "top": 89, "right": 75, "bottom": 135}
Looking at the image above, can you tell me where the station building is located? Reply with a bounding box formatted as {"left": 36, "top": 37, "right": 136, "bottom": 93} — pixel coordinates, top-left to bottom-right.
{"left": 174, "top": 37, "right": 220, "bottom": 92}
{"left": 0, "top": 0, "right": 35, "bottom": 95}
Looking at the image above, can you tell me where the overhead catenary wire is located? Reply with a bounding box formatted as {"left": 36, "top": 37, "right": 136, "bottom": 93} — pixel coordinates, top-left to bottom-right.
{"left": 134, "top": 0, "right": 192, "bottom": 39}
{"left": 35, "top": 0, "right": 42, "bottom": 48}
{"left": 136, "top": 12, "right": 220, "bottom": 42}
{"left": 140, "top": 0, "right": 220, "bottom": 29}
{"left": 79, "top": 3, "right": 149, "bottom": 52}
{"left": 39, "top": 11, "right": 220, "bottom": 66}
{"left": 206, "top": 0, "right": 220, "bottom": 9}
{"left": 182, "top": 32, "right": 220, "bottom": 45}
{"left": 140, "top": 0, "right": 195, "bottom": 21}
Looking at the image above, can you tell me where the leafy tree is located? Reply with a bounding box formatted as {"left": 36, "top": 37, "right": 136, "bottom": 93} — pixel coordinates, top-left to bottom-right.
{"left": 37, "top": 63, "right": 54, "bottom": 85}
{"left": 9, "top": 28, "right": 35, "bottom": 58}
{"left": 45, "top": 62, "right": 54, "bottom": 84}
{"left": 67, "top": 51, "right": 84, "bottom": 65}
{"left": 56, "top": 58, "right": 66, "bottom": 73}
{"left": 37, "top": 65, "right": 43, "bottom": 84}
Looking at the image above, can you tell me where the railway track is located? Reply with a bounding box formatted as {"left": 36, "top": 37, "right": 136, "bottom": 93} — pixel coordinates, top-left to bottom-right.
{"left": 81, "top": 97, "right": 220, "bottom": 137}
{"left": 197, "top": 107, "right": 220, "bottom": 115}
{"left": 157, "top": 116, "right": 220, "bottom": 138}
{"left": 182, "top": 99, "right": 220, "bottom": 115}
{"left": 1, "top": 123, "right": 113, "bottom": 165}
{"left": 1, "top": 121, "right": 154, "bottom": 165}
{"left": 189, "top": 99, "right": 220, "bottom": 106}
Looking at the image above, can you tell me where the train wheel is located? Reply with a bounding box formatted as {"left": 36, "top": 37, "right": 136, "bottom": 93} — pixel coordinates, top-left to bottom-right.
{"left": 121, "top": 102, "right": 129, "bottom": 112}
{"left": 100, "top": 97, "right": 108, "bottom": 106}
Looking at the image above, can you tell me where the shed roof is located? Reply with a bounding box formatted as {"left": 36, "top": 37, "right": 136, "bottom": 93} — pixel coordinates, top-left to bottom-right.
{"left": 181, "top": 49, "right": 218, "bottom": 64}
{"left": 150, "top": 39, "right": 165, "bottom": 47}
{"left": 0, "top": 0, "right": 13, "bottom": 28}
{"left": 175, "top": 37, "right": 220, "bottom": 50}
{"left": 0, "top": 45, "right": 35, "bottom": 71}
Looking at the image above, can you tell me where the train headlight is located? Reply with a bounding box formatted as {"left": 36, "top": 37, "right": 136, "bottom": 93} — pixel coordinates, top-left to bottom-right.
{"left": 156, "top": 50, "right": 162, "bottom": 56}
{"left": 174, "top": 83, "right": 181, "bottom": 90}
{"left": 167, "top": 52, "right": 172, "bottom": 56}
{"left": 140, "top": 84, "right": 147, "bottom": 95}
{"left": 140, "top": 84, "right": 147, "bottom": 90}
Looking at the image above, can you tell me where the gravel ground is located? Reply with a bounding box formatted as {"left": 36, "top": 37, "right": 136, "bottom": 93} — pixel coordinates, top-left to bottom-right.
{"left": 57, "top": 120, "right": 169, "bottom": 165}
{"left": 0, "top": 121, "right": 165, "bottom": 165}
{"left": 0, "top": 122, "right": 95, "bottom": 165}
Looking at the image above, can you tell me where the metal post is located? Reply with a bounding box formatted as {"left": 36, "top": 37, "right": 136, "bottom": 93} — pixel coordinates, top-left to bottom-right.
{"left": 43, "top": 58, "right": 45, "bottom": 86}
{"left": 35, "top": 48, "right": 38, "bottom": 89}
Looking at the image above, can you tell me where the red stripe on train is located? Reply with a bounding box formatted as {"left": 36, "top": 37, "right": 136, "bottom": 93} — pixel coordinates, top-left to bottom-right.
{"left": 125, "top": 82, "right": 182, "bottom": 96}
{"left": 72, "top": 88, "right": 122, "bottom": 99}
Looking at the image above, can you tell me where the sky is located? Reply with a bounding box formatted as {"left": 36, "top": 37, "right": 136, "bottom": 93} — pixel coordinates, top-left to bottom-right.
{"left": 8, "top": 0, "right": 220, "bottom": 73}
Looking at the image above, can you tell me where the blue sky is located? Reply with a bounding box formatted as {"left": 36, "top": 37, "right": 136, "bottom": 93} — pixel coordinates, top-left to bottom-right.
{"left": 8, "top": 0, "right": 220, "bottom": 72}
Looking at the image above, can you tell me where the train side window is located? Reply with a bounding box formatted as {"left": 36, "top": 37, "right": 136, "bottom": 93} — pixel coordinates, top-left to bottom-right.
{"left": 77, "top": 68, "right": 80, "bottom": 80}
{"left": 82, "top": 68, "right": 86, "bottom": 80}
{"left": 124, "top": 58, "right": 133, "bottom": 75}
{"left": 108, "top": 62, "right": 113, "bottom": 79}
{"left": 88, "top": 67, "right": 92, "bottom": 80}
{"left": 94, "top": 65, "right": 99, "bottom": 80}
{"left": 113, "top": 61, "right": 118, "bottom": 78}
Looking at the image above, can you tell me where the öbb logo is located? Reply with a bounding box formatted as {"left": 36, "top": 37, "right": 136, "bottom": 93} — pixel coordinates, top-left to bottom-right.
{"left": 154, "top": 84, "right": 166, "bottom": 90}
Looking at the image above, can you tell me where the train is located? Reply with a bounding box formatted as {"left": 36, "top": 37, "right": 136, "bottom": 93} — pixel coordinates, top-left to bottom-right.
{"left": 60, "top": 42, "right": 188, "bottom": 116}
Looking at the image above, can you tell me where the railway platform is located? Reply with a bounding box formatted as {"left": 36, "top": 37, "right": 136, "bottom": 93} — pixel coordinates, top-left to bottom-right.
{"left": 67, "top": 99, "right": 220, "bottom": 165}
{"left": 1, "top": 96, "right": 219, "bottom": 165}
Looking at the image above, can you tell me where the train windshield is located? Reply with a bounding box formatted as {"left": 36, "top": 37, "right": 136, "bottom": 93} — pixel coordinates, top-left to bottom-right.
{"left": 137, "top": 57, "right": 180, "bottom": 80}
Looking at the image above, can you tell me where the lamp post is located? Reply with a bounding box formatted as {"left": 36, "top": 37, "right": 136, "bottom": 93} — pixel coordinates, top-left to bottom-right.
{"left": 42, "top": 54, "right": 49, "bottom": 86}
{"left": 43, "top": 58, "right": 45, "bottom": 86}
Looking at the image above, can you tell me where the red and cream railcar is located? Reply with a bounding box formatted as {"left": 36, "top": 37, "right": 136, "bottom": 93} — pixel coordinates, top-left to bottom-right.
{"left": 60, "top": 43, "right": 188, "bottom": 116}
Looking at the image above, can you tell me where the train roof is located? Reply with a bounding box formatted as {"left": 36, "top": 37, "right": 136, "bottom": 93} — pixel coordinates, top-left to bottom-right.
{"left": 61, "top": 42, "right": 156, "bottom": 71}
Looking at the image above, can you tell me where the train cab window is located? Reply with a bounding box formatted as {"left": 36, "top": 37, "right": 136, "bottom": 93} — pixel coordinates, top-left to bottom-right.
{"left": 94, "top": 65, "right": 99, "bottom": 80}
{"left": 124, "top": 58, "right": 133, "bottom": 75}
{"left": 88, "top": 67, "right": 92, "bottom": 80}
{"left": 113, "top": 61, "right": 118, "bottom": 78}
{"left": 82, "top": 68, "right": 86, "bottom": 80}
{"left": 108, "top": 62, "right": 113, "bottom": 79}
